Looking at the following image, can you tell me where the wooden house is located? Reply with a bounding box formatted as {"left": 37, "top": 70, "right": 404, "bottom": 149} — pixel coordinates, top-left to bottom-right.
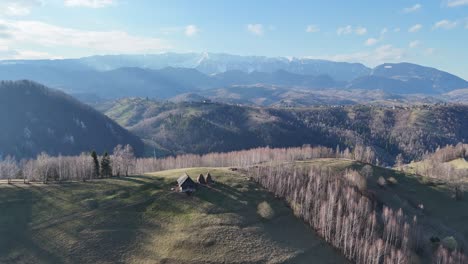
{"left": 177, "top": 173, "right": 197, "bottom": 193}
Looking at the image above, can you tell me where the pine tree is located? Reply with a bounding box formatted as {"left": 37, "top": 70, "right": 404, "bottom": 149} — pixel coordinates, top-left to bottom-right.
{"left": 91, "top": 150, "right": 100, "bottom": 178}
{"left": 100, "top": 152, "right": 112, "bottom": 178}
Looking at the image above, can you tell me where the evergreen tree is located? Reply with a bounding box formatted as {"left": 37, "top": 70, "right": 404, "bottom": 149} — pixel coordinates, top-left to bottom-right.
{"left": 100, "top": 152, "right": 112, "bottom": 178}
{"left": 91, "top": 150, "right": 100, "bottom": 178}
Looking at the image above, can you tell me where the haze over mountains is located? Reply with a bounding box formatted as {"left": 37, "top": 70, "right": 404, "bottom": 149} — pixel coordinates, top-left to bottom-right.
{"left": 0, "top": 53, "right": 466, "bottom": 104}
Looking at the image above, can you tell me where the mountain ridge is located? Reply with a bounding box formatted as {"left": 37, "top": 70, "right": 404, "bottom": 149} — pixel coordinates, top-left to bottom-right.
{"left": 0, "top": 54, "right": 466, "bottom": 100}
{"left": 0, "top": 80, "right": 144, "bottom": 158}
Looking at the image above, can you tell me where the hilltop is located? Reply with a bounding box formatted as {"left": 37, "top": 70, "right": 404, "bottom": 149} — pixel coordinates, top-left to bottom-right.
{"left": 0, "top": 81, "right": 144, "bottom": 158}
{"left": 0, "top": 167, "right": 348, "bottom": 264}
{"left": 1, "top": 157, "right": 467, "bottom": 263}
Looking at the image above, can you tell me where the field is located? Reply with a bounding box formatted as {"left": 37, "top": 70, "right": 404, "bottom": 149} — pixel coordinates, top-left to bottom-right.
{"left": 0, "top": 167, "right": 348, "bottom": 264}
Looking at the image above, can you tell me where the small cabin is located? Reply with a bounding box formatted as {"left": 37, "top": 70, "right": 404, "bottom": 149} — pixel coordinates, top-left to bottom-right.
{"left": 177, "top": 173, "right": 197, "bottom": 193}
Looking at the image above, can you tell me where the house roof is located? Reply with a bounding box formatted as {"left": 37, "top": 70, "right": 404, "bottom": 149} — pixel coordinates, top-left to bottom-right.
{"left": 177, "top": 173, "right": 194, "bottom": 186}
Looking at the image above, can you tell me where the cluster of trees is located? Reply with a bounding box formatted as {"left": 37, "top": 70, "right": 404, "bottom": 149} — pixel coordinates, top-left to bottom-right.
{"left": 247, "top": 164, "right": 466, "bottom": 264}
{"left": 133, "top": 145, "right": 337, "bottom": 173}
{"left": 0, "top": 145, "right": 134, "bottom": 183}
{"left": 133, "top": 144, "right": 375, "bottom": 174}
{"left": 0, "top": 156, "right": 20, "bottom": 184}
{"left": 406, "top": 143, "right": 468, "bottom": 182}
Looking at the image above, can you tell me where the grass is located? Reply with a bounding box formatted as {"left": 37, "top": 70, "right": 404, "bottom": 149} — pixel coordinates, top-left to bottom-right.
{"left": 0, "top": 167, "right": 347, "bottom": 264}
{"left": 448, "top": 158, "right": 468, "bottom": 169}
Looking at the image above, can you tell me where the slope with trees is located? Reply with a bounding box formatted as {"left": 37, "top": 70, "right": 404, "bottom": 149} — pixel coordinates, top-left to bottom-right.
{"left": 0, "top": 81, "right": 144, "bottom": 159}
{"left": 100, "top": 98, "right": 468, "bottom": 164}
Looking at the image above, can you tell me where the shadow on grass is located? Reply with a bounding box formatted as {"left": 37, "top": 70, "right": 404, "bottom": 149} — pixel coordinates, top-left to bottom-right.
{"left": 0, "top": 176, "right": 167, "bottom": 264}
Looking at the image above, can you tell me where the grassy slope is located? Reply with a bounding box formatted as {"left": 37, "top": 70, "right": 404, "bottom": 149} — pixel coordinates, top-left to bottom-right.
{"left": 404, "top": 157, "right": 468, "bottom": 173}
{"left": 293, "top": 159, "right": 468, "bottom": 253}
{"left": 0, "top": 167, "right": 347, "bottom": 264}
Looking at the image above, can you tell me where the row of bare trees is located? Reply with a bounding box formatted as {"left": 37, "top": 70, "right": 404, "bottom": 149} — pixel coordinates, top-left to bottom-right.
{"left": 403, "top": 143, "right": 468, "bottom": 183}
{"left": 247, "top": 164, "right": 466, "bottom": 264}
{"left": 0, "top": 145, "right": 135, "bottom": 183}
{"left": 0, "top": 144, "right": 375, "bottom": 183}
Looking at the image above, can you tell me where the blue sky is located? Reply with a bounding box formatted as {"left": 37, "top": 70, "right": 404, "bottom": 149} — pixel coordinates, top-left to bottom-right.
{"left": 0, "top": 0, "right": 467, "bottom": 78}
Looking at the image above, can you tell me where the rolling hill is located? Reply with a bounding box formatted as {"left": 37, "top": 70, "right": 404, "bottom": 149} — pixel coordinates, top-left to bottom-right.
{"left": 99, "top": 98, "right": 468, "bottom": 163}
{"left": 0, "top": 81, "right": 144, "bottom": 158}
{"left": 0, "top": 167, "right": 348, "bottom": 264}
{"left": 1, "top": 157, "right": 466, "bottom": 263}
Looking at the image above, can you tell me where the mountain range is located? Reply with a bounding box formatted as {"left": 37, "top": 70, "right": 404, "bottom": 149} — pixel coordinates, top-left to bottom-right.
{"left": 0, "top": 53, "right": 466, "bottom": 102}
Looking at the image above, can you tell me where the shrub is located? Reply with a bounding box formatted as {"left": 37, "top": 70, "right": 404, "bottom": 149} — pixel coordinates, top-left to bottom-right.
{"left": 442, "top": 236, "right": 458, "bottom": 251}
{"left": 377, "top": 176, "right": 387, "bottom": 188}
{"left": 361, "top": 165, "right": 373, "bottom": 178}
{"left": 257, "top": 201, "right": 275, "bottom": 220}
{"left": 345, "top": 169, "right": 367, "bottom": 191}
{"left": 387, "top": 177, "right": 398, "bottom": 186}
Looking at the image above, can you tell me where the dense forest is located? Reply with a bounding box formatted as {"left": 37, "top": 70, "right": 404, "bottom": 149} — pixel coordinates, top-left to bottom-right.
{"left": 100, "top": 98, "right": 468, "bottom": 164}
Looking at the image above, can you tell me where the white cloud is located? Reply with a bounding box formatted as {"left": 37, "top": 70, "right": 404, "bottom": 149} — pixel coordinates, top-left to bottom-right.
{"left": 446, "top": 0, "right": 468, "bottom": 7}
{"left": 337, "top": 25, "right": 353, "bottom": 35}
{"left": 247, "top": 24, "right": 263, "bottom": 36}
{"left": 0, "top": 0, "right": 42, "bottom": 16}
{"left": 408, "top": 24, "right": 422, "bottom": 33}
{"left": 402, "top": 4, "right": 422, "bottom": 13}
{"left": 365, "top": 38, "right": 379, "bottom": 46}
{"left": 64, "top": 0, "right": 114, "bottom": 8}
{"left": 355, "top": 26, "right": 367, "bottom": 35}
{"left": 409, "top": 40, "right": 420, "bottom": 48}
{"left": 394, "top": 27, "right": 401, "bottom": 32}
{"left": 313, "top": 44, "right": 405, "bottom": 67}
{"left": 0, "top": 19, "right": 171, "bottom": 59}
{"left": 306, "top": 24, "right": 320, "bottom": 33}
{"left": 433, "top": 20, "right": 458, "bottom": 30}
{"left": 184, "top": 25, "right": 199, "bottom": 37}
{"left": 364, "top": 28, "right": 387, "bottom": 46}
{"left": 337, "top": 25, "right": 367, "bottom": 36}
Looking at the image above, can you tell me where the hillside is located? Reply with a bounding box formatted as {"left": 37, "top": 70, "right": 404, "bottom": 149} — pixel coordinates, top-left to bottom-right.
{"left": 0, "top": 81, "right": 144, "bottom": 158}
{"left": 251, "top": 159, "right": 468, "bottom": 263}
{"left": 0, "top": 167, "right": 348, "bottom": 264}
{"left": 100, "top": 98, "right": 468, "bottom": 163}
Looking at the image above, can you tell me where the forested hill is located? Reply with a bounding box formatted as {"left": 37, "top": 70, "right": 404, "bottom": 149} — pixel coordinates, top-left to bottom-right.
{"left": 0, "top": 81, "right": 144, "bottom": 158}
{"left": 100, "top": 98, "right": 468, "bottom": 163}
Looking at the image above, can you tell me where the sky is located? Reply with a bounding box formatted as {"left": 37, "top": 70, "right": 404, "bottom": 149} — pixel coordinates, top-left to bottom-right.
{"left": 0, "top": 0, "right": 467, "bottom": 79}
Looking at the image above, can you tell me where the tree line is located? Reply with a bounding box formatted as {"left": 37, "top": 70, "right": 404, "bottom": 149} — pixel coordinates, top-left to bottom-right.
{"left": 0, "top": 145, "right": 134, "bottom": 183}
{"left": 0, "top": 144, "right": 376, "bottom": 183}
{"left": 247, "top": 164, "right": 466, "bottom": 264}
